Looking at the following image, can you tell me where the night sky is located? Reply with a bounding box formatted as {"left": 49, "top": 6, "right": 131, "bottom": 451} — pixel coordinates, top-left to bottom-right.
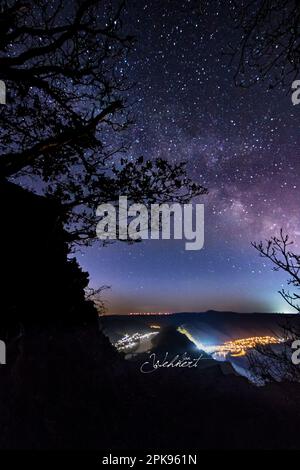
{"left": 78, "top": 0, "right": 300, "bottom": 314}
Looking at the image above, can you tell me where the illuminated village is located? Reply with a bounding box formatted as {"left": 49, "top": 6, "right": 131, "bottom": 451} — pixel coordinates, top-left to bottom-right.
{"left": 114, "top": 324, "right": 283, "bottom": 359}
{"left": 208, "top": 335, "right": 283, "bottom": 358}
{"left": 177, "top": 327, "right": 283, "bottom": 358}
{"left": 114, "top": 332, "right": 159, "bottom": 352}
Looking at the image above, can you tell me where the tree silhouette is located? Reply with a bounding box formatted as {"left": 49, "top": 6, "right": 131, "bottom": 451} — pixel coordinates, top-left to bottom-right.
{"left": 253, "top": 230, "right": 300, "bottom": 312}
{"left": 0, "top": 0, "right": 206, "bottom": 245}
{"left": 227, "top": 2, "right": 300, "bottom": 382}
{"left": 251, "top": 230, "right": 300, "bottom": 383}
{"left": 229, "top": 0, "right": 300, "bottom": 88}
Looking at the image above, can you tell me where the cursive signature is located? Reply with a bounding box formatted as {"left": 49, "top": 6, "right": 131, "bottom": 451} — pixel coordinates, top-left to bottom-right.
{"left": 140, "top": 352, "right": 208, "bottom": 374}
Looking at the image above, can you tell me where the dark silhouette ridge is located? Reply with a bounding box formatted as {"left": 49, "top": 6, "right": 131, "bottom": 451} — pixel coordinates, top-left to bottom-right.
{"left": 1, "top": 180, "right": 97, "bottom": 330}
{"left": 0, "top": 181, "right": 124, "bottom": 448}
{"left": 151, "top": 326, "right": 197, "bottom": 354}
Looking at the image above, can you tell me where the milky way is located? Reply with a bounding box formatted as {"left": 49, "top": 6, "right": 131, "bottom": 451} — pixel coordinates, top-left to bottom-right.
{"left": 79, "top": 0, "right": 300, "bottom": 314}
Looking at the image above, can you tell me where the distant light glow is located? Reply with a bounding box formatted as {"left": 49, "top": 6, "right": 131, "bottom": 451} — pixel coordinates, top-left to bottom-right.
{"left": 129, "top": 312, "right": 171, "bottom": 316}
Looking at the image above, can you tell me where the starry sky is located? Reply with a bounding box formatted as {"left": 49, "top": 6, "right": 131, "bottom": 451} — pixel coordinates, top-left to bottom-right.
{"left": 78, "top": 0, "right": 300, "bottom": 314}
